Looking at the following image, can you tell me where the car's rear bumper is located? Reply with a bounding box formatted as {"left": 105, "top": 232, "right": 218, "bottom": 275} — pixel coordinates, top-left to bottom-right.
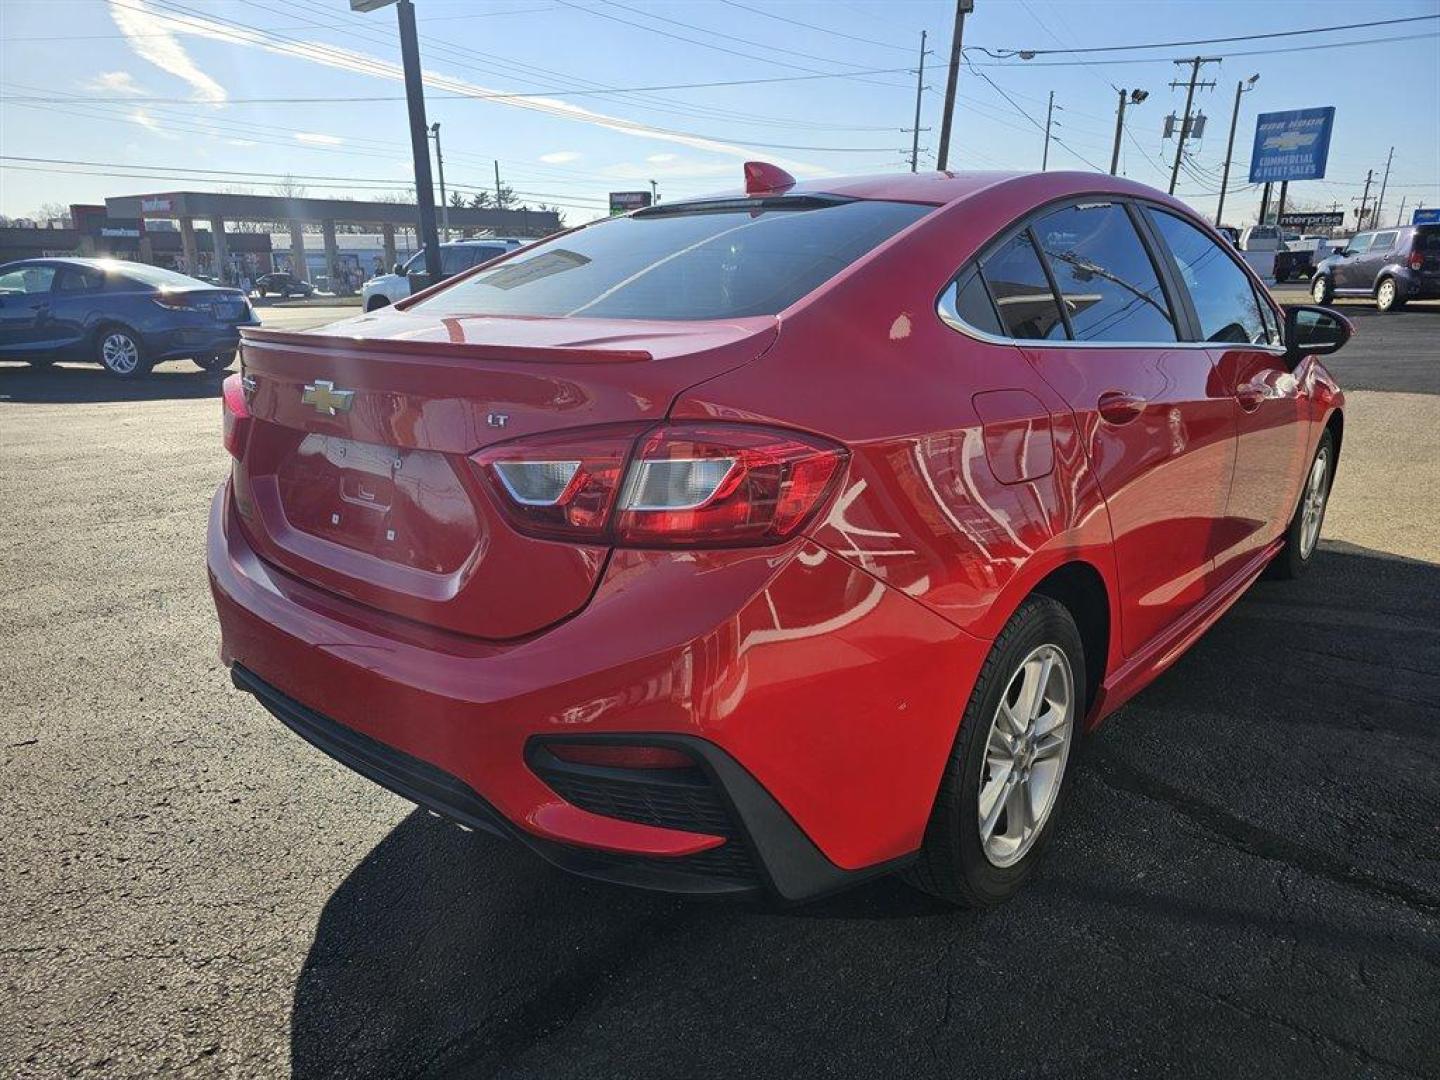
{"left": 150, "top": 322, "right": 253, "bottom": 361}
{"left": 207, "top": 480, "right": 981, "bottom": 900}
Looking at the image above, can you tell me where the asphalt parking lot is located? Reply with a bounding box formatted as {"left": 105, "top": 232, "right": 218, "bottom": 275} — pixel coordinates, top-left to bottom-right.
{"left": 2, "top": 301, "right": 1438, "bottom": 1078}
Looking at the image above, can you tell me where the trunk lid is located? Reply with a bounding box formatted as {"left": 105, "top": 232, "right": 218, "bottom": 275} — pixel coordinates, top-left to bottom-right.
{"left": 232, "top": 308, "right": 776, "bottom": 639}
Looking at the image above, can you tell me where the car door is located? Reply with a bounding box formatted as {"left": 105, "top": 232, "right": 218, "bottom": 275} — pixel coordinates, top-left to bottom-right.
{"left": 1365, "top": 230, "right": 1400, "bottom": 288}
{"left": 0, "top": 263, "right": 59, "bottom": 354}
{"left": 1145, "top": 208, "right": 1310, "bottom": 581}
{"left": 48, "top": 264, "right": 107, "bottom": 352}
{"left": 1334, "top": 232, "right": 1373, "bottom": 290}
{"left": 1007, "top": 201, "right": 1236, "bottom": 657}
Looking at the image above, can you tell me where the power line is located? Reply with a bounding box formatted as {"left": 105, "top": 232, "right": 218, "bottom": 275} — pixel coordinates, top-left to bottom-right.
{"left": 990, "top": 13, "right": 1437, "bottom": 56}
{"left": 972, "top": 30, "right": 1440, "bottom": 67}
{"left": 714, "top": 0, "right": 915, "bottom": 53}
{"left": 963, "top": 62, "right": 1106, "bottom": 172}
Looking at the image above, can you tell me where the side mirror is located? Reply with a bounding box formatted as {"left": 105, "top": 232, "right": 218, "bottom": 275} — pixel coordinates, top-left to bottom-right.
{"left": 1284, "top": 304, "right": 1352, "bottom": 366}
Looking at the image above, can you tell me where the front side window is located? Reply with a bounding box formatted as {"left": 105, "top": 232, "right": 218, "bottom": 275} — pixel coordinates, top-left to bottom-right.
{"left": 978, "top": 231, "right": 1067, "bottom": 340}
{"left": 1147, "top": 209, "right": 1268, "bottom": 346}
{"left": 412, "top": 197, "right": 932, "bottom": 321}
{"left": 1032, "top": 203, "right": 1177, "bottom": 343}
{"left": 1347, "top": 233, "right": 1375, "bottom": 255}
{"left": 0, "top": 264, "right": 57, "bottom": 294}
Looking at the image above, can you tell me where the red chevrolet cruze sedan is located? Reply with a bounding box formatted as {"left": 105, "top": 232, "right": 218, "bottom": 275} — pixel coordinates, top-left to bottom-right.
{"left": 209, "top": 166, "right": 1350, "bottom": 906}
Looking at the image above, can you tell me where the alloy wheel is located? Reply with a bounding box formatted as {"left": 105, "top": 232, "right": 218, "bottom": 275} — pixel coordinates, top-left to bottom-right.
{"left": 1378, "top": 280, "right": 1396, "bottom": 310}
{"left": 1299, "top": 447, "right": 1329, "bottom": 559}
{"left": 977, "top": 644, "right": 1075, "bottom": 868}
{"left": 101, "top": 332, "right": 140, "bottom": 375}
{"left": 1312, "top": 278, "right": 1328, "bottom": 304}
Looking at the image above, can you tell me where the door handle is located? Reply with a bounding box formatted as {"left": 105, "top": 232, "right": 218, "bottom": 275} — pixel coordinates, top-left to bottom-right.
{"left": 1097, "top": 390, "right": 1146, "bottom": 425}
{"left": 1234, "top": 385, "right": 1265, "bottom": 412}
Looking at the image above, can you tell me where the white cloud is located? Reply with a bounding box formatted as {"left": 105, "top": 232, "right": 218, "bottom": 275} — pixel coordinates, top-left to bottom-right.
{"left": 226, "top": 138, "right": 257, "bottom": 148}
{"left": 127, "top": 108, "right": 179, "bottom": 140}
{"left": 107, "top": 0, "right": 226, "bottom": 103}
{"left": 539, "top": 151, "right": 582, "bottom": 164}
{"left": 119, "top": 5, "right": 829, "bottom": 175}
{"left": 603, "top": 159, "right": 734, "bottom": 181}
{"left": 85, "top": 71, "right": 146, "bottom": 96}
{"left": 294, "top": 132, "right": 344, "bottom": 146}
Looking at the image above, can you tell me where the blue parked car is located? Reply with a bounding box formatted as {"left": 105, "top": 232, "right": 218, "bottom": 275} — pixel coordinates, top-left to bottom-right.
{"left": 0, "top": 257, "right": 258, "bottom": 377}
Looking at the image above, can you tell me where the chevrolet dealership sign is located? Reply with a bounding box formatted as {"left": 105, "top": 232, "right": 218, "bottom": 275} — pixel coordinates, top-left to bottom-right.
{"left": 1249, "top": 108, "right": 1336, "bottom": 183}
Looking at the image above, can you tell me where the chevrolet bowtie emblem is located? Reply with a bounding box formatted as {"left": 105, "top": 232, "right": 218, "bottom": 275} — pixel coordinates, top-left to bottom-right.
{"left": 301, "top": 379, "right": 355, "bottom": 416}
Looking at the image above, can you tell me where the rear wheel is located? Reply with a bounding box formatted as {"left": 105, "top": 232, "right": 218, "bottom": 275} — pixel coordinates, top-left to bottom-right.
{"left": 366, "top": 295, "right": 391, "bottom": 312}
{"left": 905, "top": 595, "right": 1083, "bottom": 907}
{"left": 97, "top": 327, "right": 150, "bottom": 379}
{"left": 1311, "top": 275, "right": 1333, "bottom": 304}
{"left": 1375, "top": 277, "right": 1405, "bottom": 312}
{"left": 1268, "top": 429, "right": 1335, "bottom": 580}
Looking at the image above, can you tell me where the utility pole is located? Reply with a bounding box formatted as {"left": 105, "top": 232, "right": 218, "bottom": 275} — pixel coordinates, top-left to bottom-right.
{"left": 1353, "top": 168, "right": 1375, "bottom": 230}
{"left": 494, "top": 159, "right": 503, "bottom": 206}
{"left": 909, "top": 30, "right": 928, "bottom": 172}
{"left": 353, "top": 0, "right": 442, "bottom": 280}
{"left": 1215, "top": 74, "right": 1258, "bottom": 228}
{"left": 649, "top": 179, "right": 659, "bottom": 204}
{"left": 1395, "top": 195, "right": 1408, "bottom": 227}
{"left": 429, "top": 123, "right": 449, "bottom": 242}
{"left": 1167, "top": 56, "right": 1219, "bottom": 195}
{"left": 1042, "top": 91, "right": 1057, "bottom": 171}
{"left": 935, "top": 0, "right": 973, "bottom": 171}
{"left": 1373, "top": 145, "right": 1394, "bottom": 232}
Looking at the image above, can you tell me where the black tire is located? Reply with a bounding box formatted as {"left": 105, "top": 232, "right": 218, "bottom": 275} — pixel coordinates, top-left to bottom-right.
{"left": 1375, "top": 276, "right": 1406, "bottom": 312}
{"left": 257, "top": 287, "right": 268, "bottom": 298}
{"left": 95, "top": 326, "right": 151, "bottom": 379}
{"left": 1268, "top": 429, "right": 1335, "bottom": 580}
{"left": 194, "top": 352, "right": 235, "bottom": 373}
{"left": 1310, "top": 275, "right": 1334, "bottom": 305}
{"left": 905, "top": 595, "right": 1086, "bottom": 907}
{"left": 366, "top": 295, "right": 391, "bottom": 312}
{"left": 1275, "top": 269, "right": 1290, "bottom": 284}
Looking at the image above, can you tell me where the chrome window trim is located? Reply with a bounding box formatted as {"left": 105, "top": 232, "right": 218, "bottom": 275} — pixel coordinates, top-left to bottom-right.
{"left": 935, "top": 194, "right": 1288, "bottom": 356}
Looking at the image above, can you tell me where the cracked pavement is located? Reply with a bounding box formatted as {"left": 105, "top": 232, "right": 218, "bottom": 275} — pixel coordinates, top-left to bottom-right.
{"left": 1, "top": 303, "right": 1437, "bottom": 1078}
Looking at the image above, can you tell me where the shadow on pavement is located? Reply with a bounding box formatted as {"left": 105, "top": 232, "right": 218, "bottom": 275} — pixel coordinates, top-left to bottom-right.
{"left": 0, "top": 360, "right": 228, "bottom": 403}
{"left": 290, "top": 542, "right": 1440, "bottom": 1079}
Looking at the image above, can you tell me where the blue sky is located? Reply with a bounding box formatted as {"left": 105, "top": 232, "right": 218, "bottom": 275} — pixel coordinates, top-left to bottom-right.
{"left": 1, "top": 0, "right": 1437, "bottom": 227}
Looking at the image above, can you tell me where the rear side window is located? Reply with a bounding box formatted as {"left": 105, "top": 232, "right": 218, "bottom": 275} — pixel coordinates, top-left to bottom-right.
{"left": 1147, "top": 209, "right": 1268, "bottom": 345}
{"left": 1371, "top": 231, "right": 1399, "bottom": 252}
{"left": 56, "top": 266, "right": 104, "bottom": 292}
{"left": 978, "top": 231, "right": 1067, "bottom": 340}
{"left": 412, "top": 198, "right": 932, "bottom": 320}
{"left": 939, "top": 268, "right": 1003, "bottom": 336}
{"left": 1032, "top": 203, "right": 1177, "bottom": 343}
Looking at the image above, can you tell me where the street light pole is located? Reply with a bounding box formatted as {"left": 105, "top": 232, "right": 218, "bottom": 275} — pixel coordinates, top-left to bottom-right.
{"left": 352, "top": 0, "right": 441, "bottom": 280}
{"left": 1109, "top": 88, "right": 1148, "bottom": 176}
{"left": 1216, "top": 75, "right": 1257, "bottom": 229}
{"left": 430, "top": 122, "right": 449, "bottom": 242}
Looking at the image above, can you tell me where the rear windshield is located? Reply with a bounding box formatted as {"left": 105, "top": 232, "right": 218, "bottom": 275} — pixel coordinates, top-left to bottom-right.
{"left": 1415, "top": 226, "right": 1440, "bottom": 251}
{"left": 106, "top": 262, "right": 211, "bottom": 289}
{"left": 411, "top": 197, "right": 932, "bottom": 321}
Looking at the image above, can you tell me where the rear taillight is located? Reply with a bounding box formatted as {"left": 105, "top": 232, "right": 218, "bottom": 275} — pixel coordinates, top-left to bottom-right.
{"left": 1410, "top": 249, "right": 1425, "bottom": 271}
{"left": 152, "top": 291, "right": 195, "bottom": 310}
{"left": 473, "top": 422, "right": 845, "bottom": 548}
{"left": 221, "top": 373, "right": 251, "bottom": 459}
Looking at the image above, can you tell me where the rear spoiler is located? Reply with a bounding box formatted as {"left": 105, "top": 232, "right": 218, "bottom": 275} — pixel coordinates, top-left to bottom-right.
{"left": 238, "top": 325, "right": 652, "bottom": 365}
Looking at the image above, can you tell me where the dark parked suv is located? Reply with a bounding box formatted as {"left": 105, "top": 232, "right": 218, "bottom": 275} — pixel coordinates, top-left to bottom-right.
{"left": 1311, "top": 223, "right": 1440, "bottom": 311}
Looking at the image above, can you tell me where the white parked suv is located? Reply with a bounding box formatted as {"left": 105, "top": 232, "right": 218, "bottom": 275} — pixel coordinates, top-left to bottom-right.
{"left": 362, "top": 238, "right": 523, "bottom": 312}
